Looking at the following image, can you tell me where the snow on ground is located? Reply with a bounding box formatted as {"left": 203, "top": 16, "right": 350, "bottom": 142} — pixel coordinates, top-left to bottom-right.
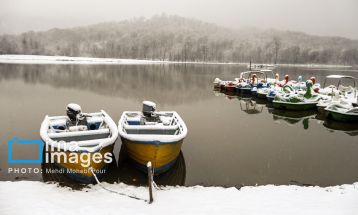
{"left": 0, "top": 181, "right": 357, "bottom": 215}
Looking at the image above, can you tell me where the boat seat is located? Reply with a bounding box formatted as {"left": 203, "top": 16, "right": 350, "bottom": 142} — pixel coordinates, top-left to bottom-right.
{"left": 48, "top": 128, "right": 110, "bottom": 139}
{"left": 49, "top": 119, "right": 67, "bottom": 131}
{"left": 87, "top": 116, "right": 104, "bottom": 130}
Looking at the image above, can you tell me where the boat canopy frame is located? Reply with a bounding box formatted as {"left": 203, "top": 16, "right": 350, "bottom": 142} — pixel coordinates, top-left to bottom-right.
{"left": 323, "top": 75, "right": 356, "bottom": 88}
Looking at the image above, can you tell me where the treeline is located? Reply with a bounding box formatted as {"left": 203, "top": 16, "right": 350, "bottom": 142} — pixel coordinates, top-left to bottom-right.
{"left": 1, "top": 15, "right": 358, "bottom": 65}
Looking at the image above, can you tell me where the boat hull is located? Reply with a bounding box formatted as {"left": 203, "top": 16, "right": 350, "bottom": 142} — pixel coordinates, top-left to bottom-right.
{"left": 239, "top": 88, "right": 252, "bottom": 95}
{"left": 45, "top": 144, "right": 114, "bottom": 183}
{"left": 121, "top": 137, "right": 183, "bottom": 174}
{"left": 267, "top": 95, "right": 275, "bottom": 103}
{"left": 273, "top": 101, "right": 318, "bottom": 111}
{"left": 257, "top": 93, "right": 267, "bottom": 99}
{"left": 326, "top": 111, "right": 358, "bottom": 122}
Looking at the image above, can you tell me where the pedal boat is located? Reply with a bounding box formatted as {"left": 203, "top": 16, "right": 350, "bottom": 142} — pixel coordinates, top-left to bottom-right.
{"left": 40, "top": 104, "right": 118, "bottom": 183}
{"left": 118, "top": 101, "right": 188, "bottom": 174}
{"left": 325, "top": 103, "right": 358, "bottom": 122}
{"left": 273, "top": 80, "right": 321, "bottom": 111}
{"left": 317, "top": 75, "right": 357, "bottom": 109}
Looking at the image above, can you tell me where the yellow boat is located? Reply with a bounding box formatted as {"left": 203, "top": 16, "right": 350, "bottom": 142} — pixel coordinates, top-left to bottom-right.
{"left": 118, "top": 101, "right": 188, "bottom": 174}
{"left": 40, "top": 104, "right": 118, "bottom": 183}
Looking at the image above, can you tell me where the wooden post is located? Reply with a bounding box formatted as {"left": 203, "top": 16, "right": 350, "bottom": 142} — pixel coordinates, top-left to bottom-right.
{"left": 147, "top": 161, "right": 154, "bottom": 204}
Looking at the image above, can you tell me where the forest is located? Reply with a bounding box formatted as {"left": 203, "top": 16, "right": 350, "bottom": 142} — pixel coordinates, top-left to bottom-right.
{"left": 0, "top": 15, "right": 358, "bottom": 65}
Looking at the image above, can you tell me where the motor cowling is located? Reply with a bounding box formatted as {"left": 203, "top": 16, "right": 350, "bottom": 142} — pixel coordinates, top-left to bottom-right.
{"left": 142, "top": 101, "right": 156, "bottom": 117}
{"left": 66, "top": 103, "right": 82, "bottom": 121}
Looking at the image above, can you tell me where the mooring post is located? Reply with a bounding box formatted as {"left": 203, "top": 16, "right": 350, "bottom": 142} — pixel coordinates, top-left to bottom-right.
{"left": 147, "top": 161, "right": 154, "bottom": 204}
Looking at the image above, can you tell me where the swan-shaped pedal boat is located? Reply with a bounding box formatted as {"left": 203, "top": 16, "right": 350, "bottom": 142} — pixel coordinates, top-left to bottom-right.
{"left": 273, "top": 80, "right": 321, "bottom": 111}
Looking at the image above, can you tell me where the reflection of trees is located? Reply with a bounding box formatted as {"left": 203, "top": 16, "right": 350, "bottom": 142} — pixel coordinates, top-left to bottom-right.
{"left": 0, "top": 64, "right": 235, "bottom": 105}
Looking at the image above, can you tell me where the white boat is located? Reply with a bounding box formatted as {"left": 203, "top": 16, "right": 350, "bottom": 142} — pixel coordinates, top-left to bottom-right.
{"left": 259, "top": 69, "right": 276, "bottom": 84}
{"left": 247, "top": 64, "right": 276, "bottom": 70}
{"left": 40, "top": 103, "right": 118, "bottom": 182}
{"left": 317, "top": 75, "right": 357, "bottom": 109}
{"left": 325, "top": 103, "right": 358, "bottom": 122}
{"left": 118, "top": 101, "right": 188, "bottom": 174}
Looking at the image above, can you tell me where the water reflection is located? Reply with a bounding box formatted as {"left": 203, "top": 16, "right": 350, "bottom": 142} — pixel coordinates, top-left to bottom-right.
{"left": 0, "top": 64, "right": 239, "bottom": 105}
{"left": 117, "top": 145, "right": 186, "bottom": 186}
{"left": 41, "top": 144, "right": 186, "bottom": 188}
{"left": 215, "top": 89, "right": 357, "bottom": 133}
{"left": 218, "top": 89, "right": 238, "bottom": 100}
{"left": 239, "top": 98, "right": 264, "bottom": 114}
{"left": 323, "top": 119, "right": 358, "bottom": 136}
{"left": 272, "top": 109, "right": 316, "bottom": 129}
{"left": 41, "top": 150, "right": 118, "bottom": 189}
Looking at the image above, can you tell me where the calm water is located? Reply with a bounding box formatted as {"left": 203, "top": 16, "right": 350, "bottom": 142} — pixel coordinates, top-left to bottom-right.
{"left": 0, "top": 63, "right": 358, "bottom": 187}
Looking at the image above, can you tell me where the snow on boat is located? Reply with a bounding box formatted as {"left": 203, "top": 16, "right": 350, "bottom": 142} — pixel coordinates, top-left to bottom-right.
{"left": 317, "top": 75, "right": 357, "bottom": 109}
{"left": 247, "top": 63, "right": 276, "bottom": 70}
{"left": 118, "top": 101, "right": 188, "bottom": 174}
{"left": 237, "top": 71, "right": 270, "bottom": 95}
{"left": 317, "top": 94, "right": 352, "bottom": 111}
{"left": 325, "top": 103, "right": 358, "bottom": 122}
{"left": 213, "top": 78, "right": 222, "bottom": 89}
{"left": 40, "top": 104, "right": 118, "bottom": 183}
{"left": 257, "top": 83, "right": 280, "bottom": 99}
{"left": 223, "top": 80, "right": 238, "bottom": 92}
{"left": 273, "top": 80, "right": 321, "bottom": 111}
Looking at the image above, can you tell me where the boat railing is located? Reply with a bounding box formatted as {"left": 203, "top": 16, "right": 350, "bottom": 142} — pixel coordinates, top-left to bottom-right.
{"left": 173, "top": 114, "right": 186, "bottom": 135}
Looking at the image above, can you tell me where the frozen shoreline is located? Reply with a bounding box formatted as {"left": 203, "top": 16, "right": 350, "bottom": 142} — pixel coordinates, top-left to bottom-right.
{"left": 0, "top": 54, "right": 353, "bottom": 68}
{"left": 0, "top": 181, "right": 357, "bottom": 215}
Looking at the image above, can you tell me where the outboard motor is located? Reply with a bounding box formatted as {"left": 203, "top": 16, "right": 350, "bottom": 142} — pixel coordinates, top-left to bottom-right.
{"left": 66, "top": 103, "right": 82, "bottom": 121}
{"left": 66, "top": 103, "right": 87, "bottom": 127}
{"left": 142, "top": 101, "right": 156, "bottom": 117}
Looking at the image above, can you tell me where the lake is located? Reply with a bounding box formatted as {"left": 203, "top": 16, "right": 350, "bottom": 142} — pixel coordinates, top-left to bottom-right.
{"left": 0, "top": 63, "right": 357, "bottom": 187}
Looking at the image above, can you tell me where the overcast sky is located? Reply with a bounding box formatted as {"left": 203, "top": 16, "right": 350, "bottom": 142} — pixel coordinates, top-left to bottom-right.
{"left": 0, "top": 0, "right": 357, "bottom": 39}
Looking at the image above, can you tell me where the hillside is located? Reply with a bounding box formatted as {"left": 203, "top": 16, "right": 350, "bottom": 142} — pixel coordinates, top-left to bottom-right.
{"left": 0, "top": 15, "right": 358, "bottom": 65}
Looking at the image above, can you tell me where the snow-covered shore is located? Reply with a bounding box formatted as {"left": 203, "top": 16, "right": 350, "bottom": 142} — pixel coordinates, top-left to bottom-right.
{"left": 0, "top": 54, "right": 168, "bottom": 65}
{"left": 0, "top": 55, "right": 353, "bottom": 68}
{"left": 0, "top": 181, "right": 357, "bottom": 215}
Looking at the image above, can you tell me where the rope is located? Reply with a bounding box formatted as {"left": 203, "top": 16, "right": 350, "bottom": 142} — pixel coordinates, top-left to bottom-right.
{"left": 89, "top": 168, "right": 146, "bottom": 202}
{"left": 151, "top": 167, "right": 167, "bottom": 191}
{"left": 152, "top": 181, "right": 162, "bottom": 190}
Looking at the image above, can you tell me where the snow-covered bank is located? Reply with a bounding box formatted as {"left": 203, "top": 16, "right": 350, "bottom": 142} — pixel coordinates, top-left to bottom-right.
{"left": 0, "top": 55, "right": 353, "bottom": 68}
{"left": 0, "top": 181, "right": 357, "bottom": 215}
{"left": 0, "top": 54, "right": 245, "bottom": 65}
{"left": 0, "top": 55, "right": 168, "bottom": 65}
